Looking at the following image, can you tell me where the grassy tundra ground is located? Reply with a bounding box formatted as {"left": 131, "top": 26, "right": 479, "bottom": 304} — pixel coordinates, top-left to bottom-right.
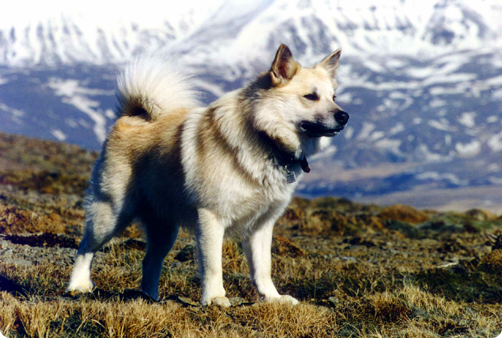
{"left": 0, "top": 132, "right": 501, "bottom": 338}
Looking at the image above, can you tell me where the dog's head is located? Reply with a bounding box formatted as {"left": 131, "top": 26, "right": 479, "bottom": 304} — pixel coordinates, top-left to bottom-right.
{"left": 249, "top": 44, "right": 349, "bottom": 157}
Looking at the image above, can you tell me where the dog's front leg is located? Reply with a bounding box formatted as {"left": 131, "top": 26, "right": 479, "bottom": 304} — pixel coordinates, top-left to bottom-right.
{"left": 243, "top": 219, "right": 299, "bottom": 305}
{"left": 195, "top": 208, "right": 230, "bottom": 308}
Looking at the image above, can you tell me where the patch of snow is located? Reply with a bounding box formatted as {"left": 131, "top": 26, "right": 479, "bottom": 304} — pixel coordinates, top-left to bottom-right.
{"left": 344, "top": 126, "right": 354, "bottom": 139}
{"left": 357, "top": 122, "right": 376, "bottom": 140}
{"left": 388, "top": 122, "right": 405, "bottom": 136}
{"left": 429, "top": 86, "right": 464, "bottom": 95}
{"left": 491, "top": 88, "right": 502, "bottom": 100}
{"left": 455, "top": 140, "right": 481, "bottom": 158}
{"left": 416, "top": 171, "right": 467, "bottom": 185}
{"left": 48, "top": 78, "right": 111, "bottom": 144}
{"left": 362, "top": 60, "right": 385, "bottom": 73}
{"left": 487, "top": 132, "right": 502, "bottom": 152}
{"left": 488, "top": 177, "right": 502, "bottom": 185}
{"left": 79, "top": 119, "right": 91, "bottom": 129}
{"left": 66, "top": 119, "right": 78, "bottom": 128}
{"left": 311, "top": 145, "right": 337, "bottom": 161}
{"left": 486, "top": 75, "right": 502, "bottom": 86}
{"left": 423, "top": 73, "right": 477, "bottom": 87}
{"left": 406, "top": 67, "right": 435, "bottom": 78}
{"left": 375, "top": 138, "right": 402, "bottom": 155}
{"left": 62, "top": 96, "right": 107, "bottom": 144}
{"left": 388, "top": 91, "right": 406, "bottom": 99}
{"left": 369, "top": 131, "right": 385, "bottom": 142}
{"left": 486, "top": 115, "right": 498, "bottom": 123}
{"left": 347, "top": 80, "right": 421, "bottom": 91}
{"left": 429, "top": 98, "right": 447, "bottom": 108}
{"left": 385, "top": 59, "right": 406, "bottom": 68}
{"left": 0, "top": 102, "right": 25, "bottom": 117}
{"left": 192, "top": 79, "right": 226, "bottom": 98}
{"left": 47, "top": 78, "right": 114, "bottom": 97}
{"left": 417, "top": 145, "right": 450, "bottom": 162}
{"left": 428, "top": 119, "right": 453, "bottom": 131}
{"left": 457, "top": 112, "right": 476, "bottom": 128}
{"left": 51, "top": 129, "right": 67, "bottom": 141}
{"left": 105, "top": 109, "right": 115, "bottom": 119}
{"left": 487, "top": 164, "right": 499, "bottom": 172}
{"left": 437, "top": 109, "right": 447, "bottom": 117}
{"left": 336, "top": 92, "right": 352, "bottom": 103}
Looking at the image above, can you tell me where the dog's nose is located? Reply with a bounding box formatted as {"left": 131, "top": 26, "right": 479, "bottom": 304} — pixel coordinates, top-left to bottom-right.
{"left": 334, "top": 111, "right": 349, "bottom": 125}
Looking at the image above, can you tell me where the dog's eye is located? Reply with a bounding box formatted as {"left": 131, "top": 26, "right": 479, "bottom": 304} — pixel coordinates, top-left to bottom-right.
{"left": 303, "top": 93, "right": 319, "bottom": 101}
{"left": 333, "top": 94, "right": 337, "bottom": 102}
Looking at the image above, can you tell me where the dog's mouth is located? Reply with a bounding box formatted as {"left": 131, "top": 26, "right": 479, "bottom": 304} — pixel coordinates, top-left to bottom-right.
{"left": 300, "top": 121, "right": 344, "bottom": 137}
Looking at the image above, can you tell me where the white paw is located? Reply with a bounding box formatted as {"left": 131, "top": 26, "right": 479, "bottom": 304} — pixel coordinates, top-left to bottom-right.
{"left": 203, "top": 296, "right": 231, "bottom": 308}
{"left": 66, "top": 280, "right": 95, "bottom": 295}
{"left": 263, "top": 295, "right": 299, "bottom": 305}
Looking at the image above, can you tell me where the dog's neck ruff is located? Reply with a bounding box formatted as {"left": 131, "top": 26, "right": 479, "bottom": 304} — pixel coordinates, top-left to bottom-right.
{"left": 259, "top": 133, "right": 311, "bottom": 183}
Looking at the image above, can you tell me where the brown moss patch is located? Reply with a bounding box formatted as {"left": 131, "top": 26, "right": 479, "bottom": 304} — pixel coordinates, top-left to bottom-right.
{"left": 369, "top": 293, "right": 411, "bottom": 322}
{"left": 354, "top": 214, "right": 385, "bottom": 231}
{"left": 272, "top": 236, "right": 304, "bottom": 258}
{"left": 121, "top": 223, "right": 144, "bottom": 239}
{"left": 306, "top": 210, "right": 345, "bottom": 234}
{"left": 480, "top": 249, "right": 502, "bottom": 273}
{"left": 465, "top": 209, "right": 496, "bottom": 222}
{"left": 0, "top": 206, "right": 68, "bottom": 234}
{"left": 0, "top": 171, "right": 89, "bottom": 195}
{"left": 174, "top": 244, "right": 195, "bottom": 262}
{"left": 378, "top": 204, "right": 430, "bottom": 224}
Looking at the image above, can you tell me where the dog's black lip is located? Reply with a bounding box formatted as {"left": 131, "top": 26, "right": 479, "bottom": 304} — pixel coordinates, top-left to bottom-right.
{"left": 300, "top": 122, "right": 344, "bottom": 137}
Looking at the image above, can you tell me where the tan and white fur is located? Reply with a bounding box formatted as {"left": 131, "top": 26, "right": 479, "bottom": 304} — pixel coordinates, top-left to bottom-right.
{"left": 67, "top": 44, "right": 349, "bottom": 307}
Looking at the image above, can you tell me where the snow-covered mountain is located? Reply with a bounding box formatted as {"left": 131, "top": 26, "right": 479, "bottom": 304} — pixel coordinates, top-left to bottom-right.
{"left": 2, "top": 0, "right": 502, "bottom": 66}
{"left": 1, "top": 0, "right": 502, "bottom": 210}
{"left": 0, "top": 0, "right": 225, "bottom": 66}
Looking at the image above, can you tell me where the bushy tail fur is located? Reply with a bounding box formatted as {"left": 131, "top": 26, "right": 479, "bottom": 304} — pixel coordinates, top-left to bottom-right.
{"left": 117, "top": 57, "right": 199, "bottom": 120}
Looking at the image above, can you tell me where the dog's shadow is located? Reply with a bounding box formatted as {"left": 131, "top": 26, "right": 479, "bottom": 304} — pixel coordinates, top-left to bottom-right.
{"left": 64, "top": 289, "right": 203, "bottom": 307}
{"left": 64, "top": 289, "right": 253, "bottom": 308}
{"left": 63, "top": 288, "right": 157, "bottom": 303}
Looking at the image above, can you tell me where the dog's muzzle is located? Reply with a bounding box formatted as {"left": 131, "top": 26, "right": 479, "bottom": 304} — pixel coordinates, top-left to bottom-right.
{"left": 300, "top": 111, "right": 349, "bottom": 137}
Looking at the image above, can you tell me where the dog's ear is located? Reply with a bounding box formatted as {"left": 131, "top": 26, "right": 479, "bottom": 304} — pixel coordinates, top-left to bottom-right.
{"left": 270, "top": 44, "right": 300, "bottom": 85}
{"left": 316, "top": 48, "right": 341, "bottom": 78}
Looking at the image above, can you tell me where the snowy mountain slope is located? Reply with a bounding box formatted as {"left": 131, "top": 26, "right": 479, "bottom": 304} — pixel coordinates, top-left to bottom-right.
{"left": 0, "top": 65, "right": 118, "bottom": 148}
{"left": 2, "top": 0, "right": 502, "bottom": 67}
{"left": 0, "top": 0, "right": 224, "bottom": 66}
{"left": 1, "top": 0, "right": 502, "bottom": 206}
{"left": 171, "top": 0, "right": 502, "bottom": 67}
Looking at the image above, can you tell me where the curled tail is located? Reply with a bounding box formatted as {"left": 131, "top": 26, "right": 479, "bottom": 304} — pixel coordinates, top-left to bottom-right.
{"left": 117, "top": 57, "right": 199, "bottom": 120}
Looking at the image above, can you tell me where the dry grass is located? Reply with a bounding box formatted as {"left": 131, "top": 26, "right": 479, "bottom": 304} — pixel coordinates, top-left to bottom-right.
{"left": 2, "top": 228, "right": 501, "bottom": 337}
{"left": 1, "top": 132, "right": 502, "bottom": 337}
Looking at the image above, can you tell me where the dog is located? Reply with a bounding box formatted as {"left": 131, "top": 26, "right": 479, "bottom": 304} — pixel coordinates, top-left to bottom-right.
{"left": 66, "top": 44, "right": 349, "bottom": 307}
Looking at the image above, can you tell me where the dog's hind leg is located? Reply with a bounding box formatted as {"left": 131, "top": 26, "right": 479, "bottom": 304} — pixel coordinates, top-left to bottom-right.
{"left": 140, "top": 216, "right": 180, "bottom": 301}
{"left": 67, "top": 198, "right": 132, "bottom": 295}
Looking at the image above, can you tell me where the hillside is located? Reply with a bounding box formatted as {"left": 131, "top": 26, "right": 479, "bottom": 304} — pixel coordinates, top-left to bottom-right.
{"left": 0, "top": 132, "right": 501, "bottom": 337}
{"left": 2, "top": 0, "right": 502, "bottom": 206}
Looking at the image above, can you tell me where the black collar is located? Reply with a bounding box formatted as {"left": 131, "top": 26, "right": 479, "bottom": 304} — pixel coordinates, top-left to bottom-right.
{"left": 277, "top": 152, "right": 311, "bottom": 184}
{"left": 259, "top": 132, "right": 311, "bottom": 183}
